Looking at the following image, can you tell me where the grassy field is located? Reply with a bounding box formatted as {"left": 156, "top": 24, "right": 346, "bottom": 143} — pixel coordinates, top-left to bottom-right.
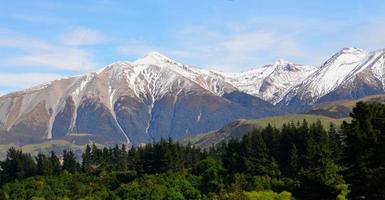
{"left": 180, "top": 114, "right": 352, "bottom": 148}
{"left": 308, "top": 94, "right": 385, "bottom": 118}
{"left": 0, "top": 140, "right": 105, "bottom": 160}
{"left": 241, "top": 114, "right": 351, "bottom": 128}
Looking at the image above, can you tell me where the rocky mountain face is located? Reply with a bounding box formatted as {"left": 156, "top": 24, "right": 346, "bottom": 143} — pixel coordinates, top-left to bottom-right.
{"left": 218, "top": 59, "right": 317, "bottom": 104}
{"left": 1, "top": 48, "right": 385, "bottom": 147}
{"left": 0, "top": 53, "right": 276, "bottom": 146}
{"left": 280, "top": 48, "right": 385, "bottom": 107}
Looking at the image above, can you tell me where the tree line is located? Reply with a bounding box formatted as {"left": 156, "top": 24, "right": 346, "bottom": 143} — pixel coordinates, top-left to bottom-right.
{"left": 0, "top": 102, "right": 384, "bottom": 199}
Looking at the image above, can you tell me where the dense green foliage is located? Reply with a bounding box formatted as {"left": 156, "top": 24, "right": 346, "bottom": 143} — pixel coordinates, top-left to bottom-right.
{"left": 0, "top": 102, "right": 384, "bottom": 199}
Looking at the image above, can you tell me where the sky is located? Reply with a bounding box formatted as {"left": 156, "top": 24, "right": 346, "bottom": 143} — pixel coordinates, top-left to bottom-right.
{"left": 1, "top": 0, "right": 385, "bottom": 94}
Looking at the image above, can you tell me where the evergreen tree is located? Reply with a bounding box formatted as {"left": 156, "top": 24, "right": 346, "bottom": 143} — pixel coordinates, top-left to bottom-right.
{"left": 82, "top": 144, "right": 92, "bottom": 172}
{"left": 300, "top": 121, "right": 344, "bottom": 200}
{"left": 0, "top": 148, "right": 36, "bottom": 181}
{"left": 288, "top": 143, "right": 299, "bottom": 178}
{"left": 49, "top": 151, "right": 61, "bottom": 175}
{"left": 118, "top": 144, "right": 129, "bottom": 171}
{"left": 220, "top": 138, "right": 240, "bottom": 173}
{"left": 62, "top": 150, "right": 77, "bottom": 173}
{"left": 36, "top": 153, "right": 51, "bottom": 175}
{"left": 328, "top": 123, "right": 342, "bottom": 161}
{"left": 91, "top": 143, "right": 103, "bottom": 163}
{"left": 342, "top": 102, "right": 385, "bottom": 199}
{"left": 250, "top": 131, "right": 271, "bottom": 176}
{"left": 262, "top": 124, "right": 281, "bottom": 160}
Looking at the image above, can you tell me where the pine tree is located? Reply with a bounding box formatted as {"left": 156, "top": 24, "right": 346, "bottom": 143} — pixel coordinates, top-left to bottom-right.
{"left": 300, "top": 121, "right": 344, "bottom": 200}
{"left": 221, "top": 138, "right": 240, "bottom": 173}
{"left": 250, "top": 131, "right": 270, "bottom": 176}
{"left": 262, "top": 124, "right": 281, "bottom": 160}
{"left": 342, "top": 102, "right": 385, "bottom": 199}
{"left": 49, "top": 151, "right": 61, "bottom": 175}
{"left": 82, "top": 144, "right": 92, "bottom": 172}
{"left": 288, "top": 143, "right": 299, "bottom": 178}
{"left": 328, "top": 123, "right": 342, "bottom": 161}
{"left": 119, "top": 144, "right": 128, "bottom": 171}
{"left": 0, "top": 148, "right": 37, "bottom": 181}
{"left": 91, "top": 143, "right": 103, "bottom": 163}
{"left": 62, "top": 150, "right": 77, "bottom": 173}
{"left": 36, "top": 153, "right": 51, "bottom": 175}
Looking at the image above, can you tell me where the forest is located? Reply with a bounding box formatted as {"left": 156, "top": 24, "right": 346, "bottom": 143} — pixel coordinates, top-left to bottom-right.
{"left": 0, "top": 102, "right": 384, "bottom": 200}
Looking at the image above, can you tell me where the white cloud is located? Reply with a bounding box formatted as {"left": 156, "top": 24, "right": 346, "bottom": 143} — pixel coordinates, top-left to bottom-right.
{"left": 113, "top": 18, "right": 319, "bottom": 71}
{"left": 223, "top": 31, "right": 303, "bottom": 57}
{"left": 12, "top": 49, "right": 95, "bottom": 71}
{"left": 0, "top": 28, "right": 106, "bottom": 93}
{"left": 0, "top": 73, "right": 62, "bottom": 90}
{"left": 59, "top": 27, "right": 107, "bottom": 45}
{"left": 160, "top": 26, "right": 306, "bottom": 71}
{"left": 217, "top": 31, "right": 304, "bottom": 70}
{"left": 223, "top": 32, "right": 277, "bottom": 53}
{"left": 116, "top": 17, "right": 342, "bottom": 71}
{"left": 347, "top": 21, "right": 385, "bottom": 50}
{"left": 10, "top": 14, "right": 67, "bottom": 24}
{"left": 117, "top": 40, "right": 161, "bottom": 57}
{"left": 0, "top": 32, "right": 98, "bottom": 71}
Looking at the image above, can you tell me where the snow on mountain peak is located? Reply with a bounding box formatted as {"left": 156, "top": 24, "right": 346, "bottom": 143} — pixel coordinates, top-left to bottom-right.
{"left": 339, "top": 47, "right": 365, "bottom": 54}
{"left": 272, "top": 59, "right": 290, "bottom": 67}
{"left": 282, "top": 47, "right": 383, "bottom": 105}
{"left": 93, "top": 52, "right": 237, "bottom": 99}
{"left": 8, "top": 48, "right": 384, "bottom": 111}
{"left": 270, "top": 60, "right": 311, "bottom": 72}
{"left": 321, "top": 47, "right": 368, "bottom": 68}
{"left": 134, "top": 52, "right": 183, "bottom": 67}
{"left": 217, "top": 60, "right": 317, "bottom": 103}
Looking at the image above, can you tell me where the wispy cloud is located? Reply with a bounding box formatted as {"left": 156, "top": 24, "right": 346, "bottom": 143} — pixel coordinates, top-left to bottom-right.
{"left": 11, "top": 49, "right": 96, "bottom": 71}
{"left": 346, "top": 21, "right": 385, "bottom": 51}
{"left": 117, "top": 40, "right": 162, "bottom": 57}
{"left": 0, "top": 28, "right": 102, "bottom": 92}
{"left": 166, "top": 20, "right": 308, "bottom": 71}
{"left": 0, "top": 31, "right": 98, "bottom": 72}
{"left": 115, "top": 16, "right": 377, "bottom": 71}
{"left": 10, "top": 14, "right": 67, "bottom": 24}
{"left": 0, "top": 73, "right": 62, "bottom": 91}
{"left": 115, "top": 17, "right": 341, "bottom": 71}
{"left": 59, "top": 27, "right": 108, "bottom": 45}
{"left": 219, "top": 31, "right": 304, "bottom": 69}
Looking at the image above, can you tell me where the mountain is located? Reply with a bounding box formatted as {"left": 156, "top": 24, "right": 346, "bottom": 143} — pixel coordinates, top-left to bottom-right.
{"left": 2, "top": 48, "right": 385, "bottom": 148}
{"left": 217, "top": 59, "right": 317, "bottom": 104}
{"left": 281, "top": 48, "right": 385, "bottom": 107}
{"left": 0, "top": 52, "right": 276, "bottom": 147}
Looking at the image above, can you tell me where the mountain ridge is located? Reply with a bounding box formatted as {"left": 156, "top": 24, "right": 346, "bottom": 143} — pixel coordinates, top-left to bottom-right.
{"left": 281, "top": 48, "right": 385, "bottom": 106}
{"left": 1, "top": 47, "right": 385, "bottom": 147}
{"left": 0, "top": 52, "right": 276, "bottom": 146}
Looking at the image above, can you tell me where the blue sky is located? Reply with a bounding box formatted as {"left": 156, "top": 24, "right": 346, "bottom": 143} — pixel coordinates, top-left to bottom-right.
{"left": 1, "top": 0, "right": 385, "bottom": 94}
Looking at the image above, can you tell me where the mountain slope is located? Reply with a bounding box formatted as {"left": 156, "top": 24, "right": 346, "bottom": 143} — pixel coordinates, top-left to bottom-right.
{"left": 218, "top": 60, "right": 317, "bottom": 104}
{"left": 2, "top": 48, "right": 385, "bottom": 147}
{"left": 281, "top": 48, "right": 385, "bottom": 106}
{"left": 182, "top": 114, "right": 350, "bottom": 148}
{"left": 307, "top": 94, "right": 385, "bottom": 118}
{"left": 0, "top": 53, "right": 276, "bottom": 146}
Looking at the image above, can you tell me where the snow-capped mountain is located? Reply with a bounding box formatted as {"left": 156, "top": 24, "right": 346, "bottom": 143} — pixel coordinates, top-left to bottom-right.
{"left": 281, "top": 48, "right": 385, "bottom": 106}
{"left": 0, "top": 52, "right": 275, "bottom": 146}
{"left": 1, "top": 48, "right": 385, "bottom": 147}
{"left": 219, "top": 59, "right": 317, "bottom": 104}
